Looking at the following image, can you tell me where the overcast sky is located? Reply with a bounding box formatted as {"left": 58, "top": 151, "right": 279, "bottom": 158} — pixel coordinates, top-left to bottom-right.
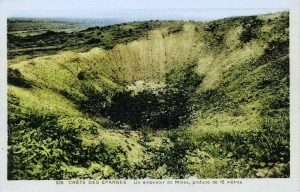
{"left": 1, "top": 0, "right": 289, "bottom": 20}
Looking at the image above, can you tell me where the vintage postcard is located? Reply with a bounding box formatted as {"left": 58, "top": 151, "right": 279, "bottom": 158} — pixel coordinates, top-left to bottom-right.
{"left": 0, "top": 0, "right": 299, "bottom": 191}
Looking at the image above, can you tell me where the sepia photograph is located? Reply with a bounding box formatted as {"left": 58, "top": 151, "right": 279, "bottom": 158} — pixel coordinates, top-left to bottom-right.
{"left": 0, "top": 0, "right": 300, "bottom": 191}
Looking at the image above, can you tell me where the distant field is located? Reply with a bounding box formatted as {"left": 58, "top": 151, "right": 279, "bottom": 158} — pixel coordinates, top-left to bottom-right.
{"left": 8, "top": 18, "right": 126, "bottom": 37}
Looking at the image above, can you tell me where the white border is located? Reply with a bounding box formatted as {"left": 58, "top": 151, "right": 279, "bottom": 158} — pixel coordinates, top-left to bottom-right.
{"left": 0, "top": 0, "right": 299, "bottom": 192}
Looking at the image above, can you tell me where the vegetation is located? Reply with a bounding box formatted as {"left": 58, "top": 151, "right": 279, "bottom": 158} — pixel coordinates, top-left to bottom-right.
{"left": 8, "top": 20, "right": 186, "bottom": 59}
{"left": 7, "top": 18, "right": 123, "bottom": 36}
{"left": 7, "top": 11, "right": 289, "bottom": 179}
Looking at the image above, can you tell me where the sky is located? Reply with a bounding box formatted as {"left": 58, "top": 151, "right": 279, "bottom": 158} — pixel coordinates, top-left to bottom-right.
{"left": 0, "top": 0, "right": 290, "bottom": 20}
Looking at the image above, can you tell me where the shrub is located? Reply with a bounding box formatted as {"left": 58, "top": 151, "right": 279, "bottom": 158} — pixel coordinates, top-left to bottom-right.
{"left": 7, "top": 113, "right": 133, "bottom": 179}
{"left": 240, "top": 16, "right": 262, "bottom": 43}
{"left": 8, "top": 68, "right": 32, "bottom": 88}
{"left": 87, "top": 38, "right": 101, "bottom": 44}
{"left": 103, "top": 64, "right": 203, "bottom": 129}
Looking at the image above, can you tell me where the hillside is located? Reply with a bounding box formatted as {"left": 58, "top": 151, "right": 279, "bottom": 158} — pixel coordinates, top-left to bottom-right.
{"left": 7, "top": 12, "right": 289, "bottom": 179}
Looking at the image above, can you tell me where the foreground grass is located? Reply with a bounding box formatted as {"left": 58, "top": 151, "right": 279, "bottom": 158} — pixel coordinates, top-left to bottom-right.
{"left": 7, "top": 109, "right": 289, "bottom": 179}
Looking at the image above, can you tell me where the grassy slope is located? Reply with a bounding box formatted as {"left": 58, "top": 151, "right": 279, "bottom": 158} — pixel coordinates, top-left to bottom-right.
{"left": 8, "top": 12, "right": 289, "bottom": 179}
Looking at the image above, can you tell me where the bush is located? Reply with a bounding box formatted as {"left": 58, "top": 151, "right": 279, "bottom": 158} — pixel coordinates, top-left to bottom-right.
{"left": 105, "top": 87, "right": 190, "bottom": 129}
{"left": 240, "top": 16, "right": 262, "bottom": 43}
{"left": 103, "top": 64, "right": 203, "bottom": 129}
{"left": 87, "top": 38, "right": 101, "bottom": 44}
{"left": 7, "top": 113, "right": 133, "bottom": 179}
{"left": 8, "top": 68, "right": 32, "bottom": 88}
